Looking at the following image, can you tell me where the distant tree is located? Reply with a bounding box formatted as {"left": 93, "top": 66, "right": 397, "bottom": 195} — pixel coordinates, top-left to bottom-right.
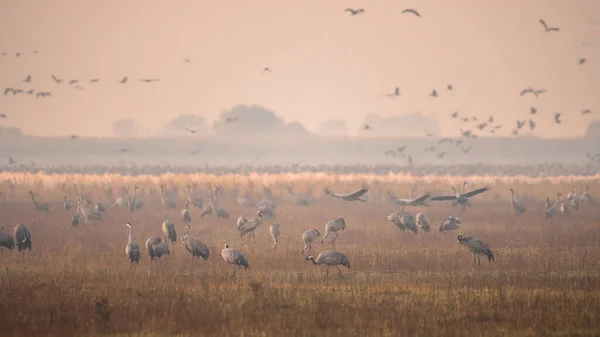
{"left": 111, "top": 118, "right": 139, "bottom": 137}
{"left": 213, "top": 105, "right": 311, "bottom": 138}
{"left": 318, "top": 119, "right": 347, "bottom": 136}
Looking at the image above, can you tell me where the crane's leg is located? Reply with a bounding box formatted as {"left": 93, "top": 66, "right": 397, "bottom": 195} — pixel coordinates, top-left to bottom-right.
{"left": 473, "top": 253, "right": 476, "bottom": 268}
{"left": 332, "top": 232, "right": 339, "bottom": 245}
{"left": 232, "top": 265, "right": 237, "bottom": 278}
{"left": 324, "top": 268, "right": 330, "bottom": 284}
{"left": 478, "top": 256, "right": 481, "bottom": 272}
{"left": 336, "top": 266, "right": 346, "bottom": 283}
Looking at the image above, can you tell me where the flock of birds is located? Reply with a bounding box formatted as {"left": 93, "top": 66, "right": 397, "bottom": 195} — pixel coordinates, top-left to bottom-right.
{"left": 1, "top": 180, "right": 596, "bottom": 281}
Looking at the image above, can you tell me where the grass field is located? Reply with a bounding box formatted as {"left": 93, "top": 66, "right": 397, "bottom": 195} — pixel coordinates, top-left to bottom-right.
{"left": 0, "top": 173, "right": 599, "bottom": 336}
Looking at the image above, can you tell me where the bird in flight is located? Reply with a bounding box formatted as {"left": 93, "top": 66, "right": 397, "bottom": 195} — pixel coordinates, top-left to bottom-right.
{"left": 530, "top": 106, "right": 537, "bottom": 115}
{"left": 90, "top": 78, "right": 100, "bottom": 83}
{"left": 516, "top": 120, "right": 526, "bottom": 129}
{"left": 554, "top": 113, "right": 562, "bottom": 124}
{"left": 119, "top": 76, "right": 128, "bottom": 84}
{"left": 397, "top": 145, "right": 406, "bottom": 153}
{"left": 401, "top": 8, "right": 420, "bottom": 17}
{"left": 4, "top": 88, "right": 15, "bottom": 96}
{"left": 262, "top": 67, "right": 272, "bottom": 74}
{"left": 520, "top": 87, "right": 546, "bottom": 97}
{"left": 345, "top": 8, "right": 365, "bottom": 16}
{"left": 437, "top": 152, "right": 447, "bottom": 159}
{"left": 70, "top": 135, "right": 78, "bottom": 140}
{"left": 184, "top": 58, "right": 191, "bottom": 63}
{"left": 471, "top": 116, "right": 479, "bottom": 122}
{"left": 385, "top": 87, "right": 401, "bottom": 100}
{"left": 460, "top": 128, "right": 472, "bottom": 138}
{"left": 447, "top": 84, "right": 453, "bottom": 91}
{"left": 424, "top": 129, "right": 435, "bottom": 137}
{"left": 363, "top": 124, "right": 372, "bottom": 130}
{"left": 488, "top": 116, "right": 494, "bottom": 124}
{"left": 512, "top": 129, "right": 519, "bottom": 136}
{"left": 579, "top": 58, "right": 587, "bottom": 65}
{"left": 139, "top": 78, "right": 160, "bottom": 83}
{"left": 73, "top": 85, "right": 84, "bottom": 90}
{"left": 384, "top": 150, "right": 396, "bottom": 158}
{"left": 51, "top": 74, "right": 64, "bottom": 84}
{"left": 22, "top": 75, "right": 31, "bottom": 83}
{"left": 462, "top": 117, "right": 469, "bottom": 122}
{"left": 190, "top": 149, "right": 201, "bottom": 155}
{"left": 0, "top": 114, "right": 7, "bottom": 119}
{"left": 528, "top": 119, "right": 536, "bottom": 130}
{"left": 451, "top": 111, "right": 458, "bottom": 118}
{"left": 581, "top": 109, "right": 591, "bottom": 115}
{"left": 25, "top": 89, "right": 34, "bottom": 95}
{"left": 36, "top": 92, "right": 51, "bottom": 98}
{"left": 68, "top": 79, "right": 79, "bottom": 85}
{"left": 226, "top": 116, "right": 240, "bottom": 123}
{"left": 586, "top": 153, "right": 600, "bottom": 161}
{"left": 324, "top": 187, "right": 369, "bottom": 202}
{"left": 430, "top": 89, "right": 438, "bottom": 98}
{"left": 407, "top": 155, "right": 413, "bottom": 166}
{"left": 539, "top": 19, "right": 559, "bottom": 32}
{"left": 185, "top": 127, "right": 199, "bottom": 134}
{"left": 476, "top": 123, "right": 487, "bottom": 130}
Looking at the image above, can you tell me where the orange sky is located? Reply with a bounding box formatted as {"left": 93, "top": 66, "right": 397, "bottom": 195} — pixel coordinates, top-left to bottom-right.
{"left": 0, "top": 0, "right": 598, "bottom": 138}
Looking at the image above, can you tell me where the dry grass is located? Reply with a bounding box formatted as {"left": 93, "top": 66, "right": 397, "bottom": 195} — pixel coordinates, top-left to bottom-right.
{"left": 0, "top": 173, "right": 599, "bottom": 336}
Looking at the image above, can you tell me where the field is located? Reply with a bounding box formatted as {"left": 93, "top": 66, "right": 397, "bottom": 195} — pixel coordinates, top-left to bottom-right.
{"left": 0, "top": 172, "right": 599, "bottom": 336}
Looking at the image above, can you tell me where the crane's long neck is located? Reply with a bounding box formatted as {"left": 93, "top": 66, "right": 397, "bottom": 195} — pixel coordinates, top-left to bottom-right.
{"left": 307, "top": 257, "right": 319, "bottom": 265}
{"left": 187, "top": 186, "right": 192, "bottom": 198}
{"left": 213, "top": 190, "right": 219, "bottom": 206}
{"left": 127, "top": 227, "right": 134, "bottom": 244}
{"left": 510, "top": 190, "right": 515, "bottom": 201}
{"left": 30, "top": 193, "right": 36, "bottom": 204}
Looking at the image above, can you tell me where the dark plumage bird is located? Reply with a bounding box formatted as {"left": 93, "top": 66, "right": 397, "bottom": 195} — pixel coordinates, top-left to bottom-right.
{"left": 430, "top": 89, "right": 438, "bottom": 98}
{"left": 401, "top": 8, "right": 420, "bottom": 17}
{"left": 447, "top": 84, "right": 453, "bottom": 91}
{"left": 578, "top": 58, "right": 587, "bottom": 65}
{"left": 226, "top": 116, "right": 239, "bottom": 123}
{"left": 68, "top": 79, "right": 79, "bottom": 85}
{"left": 22, "top": 75, "right": 31, "bottom": 83}
{"left": 540, "top": 19, "right": 559, "bottom": 32}
{"left": 345, "top": 8, "right": 365, "bottom": 16}
{"left": 516, "top": 120, "right": 526, "bottom": 129}
{"left": 90, "top": 78, "right": 100, "bottom": 83}
{"left": 528, "top": 119, "right": 536, "bottom": 130}
{"left": 324, "top": 187, "right": 368, "bottom": 202}
{"left": 51, "top": 74, "right": 64, "bottom": 84}
{"left": 119, "top": 76, "right": 128, "bottom": 84}
{"left": 262, "top": 67, "right": 272, "bottom": 74}
{"left": 457, "top": 233, "right": 494, "bottom": 269}
{"left": 451, "top": 111, "right": 458, "bottom": 118}
{"left": 185, "top": 127, "right": 198, "bottom": 134}
{"left": 139, "top": 78, "right": 160, "bottom": 83}
{"left": 581, "top": 109, "right": 591, "bottom": 115}
{"left": 554, "top": 113, "right": 562, "bottom": 124}
{"left": 530, "top": 106, "right": 537, "bottom": 115}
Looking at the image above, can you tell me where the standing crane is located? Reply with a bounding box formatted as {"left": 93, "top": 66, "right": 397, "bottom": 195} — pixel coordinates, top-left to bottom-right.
{"left": 322, "top": 218, "right": 346, "bottom": 244}
{"left": 161, "top": 220, "right": 177, "bottom": 244}
{"left": 160, "top": 184, "right": 178, "bottom": 211}
{"left": 181, "top": 201, "right": 191, "bottom": 224}
{"left": 545, "top": 193, "right": 561, "bottom": 219}
{"left": 439, "top": 216, "right": 462, "bottom": 232}
{"left": 124, "top": 223, "right": 140, "bottom": 268}
{"left": 0, "top": 226, "right": 15, "bottom": 251}
{"left": 270, "top": 222, "right": 280, "bottom": 248}
{"left": 186, "top": 185, "right": 203, "bottom": 209}
{"left": 221, "top": 242, "right": 249, "bottom": 276}
{"left": 305, "top": 250, "right": 351, "bottom": 284}
{"left": 29, "top": 190, "right": 49, "bottom": 212}
{"left": 181, "top": 225, "right": 210, "bottom": 261}
{"left": 388, "top": 207, "right": 418, "bottom": 234}
{"left": 302, "top": 229, "right": 321, "bottom": 252}
{"left": 238, "top": 210, "right": 264, "bottom": 241}
{"left": 509, "top": 188, "right": 526, "bottom": 214}
{"left": 13, "top": 224, "right": 32, "bottom": 252}
{"left": 145, "top": 236, "right": 169, "bottom": 261}
{"left": 457, "top": 233, "right": 494, "bottom": 270}
{"left": 416, "top": 213, "right": 430, "bottom": 232}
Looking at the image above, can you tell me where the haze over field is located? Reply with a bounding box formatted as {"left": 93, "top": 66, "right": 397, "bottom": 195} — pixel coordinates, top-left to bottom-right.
{"left": 0, "top": 0, "right": 599, "bottom": 139}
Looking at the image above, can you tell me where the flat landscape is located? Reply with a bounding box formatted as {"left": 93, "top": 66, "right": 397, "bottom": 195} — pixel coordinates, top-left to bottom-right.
{"left": 0, "top": 173, "right": 599, "bottom": 336}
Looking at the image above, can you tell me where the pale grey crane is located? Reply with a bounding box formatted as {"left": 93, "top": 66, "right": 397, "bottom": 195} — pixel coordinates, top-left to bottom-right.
{"left": 14, "top": 224, "right": 31, "bottom": 252}
{"left": 186, "top": 185, "right": 202, "bottom": 209}
{"left": 430, "top": 185, "right": 489, "bottom": 209}
{"left": 386, "top": 192, "right": 430, "bottom": 207}
{"left": 124, "top": 223, "right": 140, "bottom": 268}
{"left": 559, "top": 194, "right": 570, "bottom": 216}
{"left": 64, "top": 196, "right": 72, "bottom": 211}
{"left": 509, "top": 188, "right": 526, "bottom": 214}
{"left": 221, "top": 242, "right": 249, "bottom": 276}
{"left": 29, "top": 190, "right": 49, "bottom": 212}
{"left": 161, "top": 220, "right": 177, "bottom": 244}
{"left": 545, "top": 193, "right": 561, "bottom": 219}
{"left": 416, "top": 213, "right": 430, "bottom": 232}
{"left": 439, "top": 216, "right": 462, "bottom": 232}
{"left": 181, "top": 201, "right": 191, "bottom": 224}
{"left": 160, "top": 184, "right": 178, "bottom": 210}
{"left": 388, "top": 207, "right": 418, "bottom": 234}
{"left": 201, "top": 187, "right": 229, "bottom": 220}
{"left": 238, "top": 210, "right": 264, "bottom": 241}
{"left": 181, "top": 225, "right": 210, "bottom": 261}
{"left": 322, "top": 218, "right": 346, "bottom": 244}
{"left": 146, "top": 236, "right": 169, "bottom": 261}
{"left": 270, "top": 222, "right": 280, "bottom": 248}
{"left": 324, "top": 187, "right": 368, "bottom": 202}
{"left": 457, "top": 233, "right": 494, "bottom": 270}
{"left": 302, "top": 229, "right": 321, "bottom": 252}
{"left": 0, "top": 227, "right": 15, "bottom": 251}
{"left": 567, "top": 189, "right": 580, "bottom": 210}
{"left": 77, "top": 196, "right": 103, "bottom": 222}
{"left": 305, "top": 250, "right": 350, "bottom": 284}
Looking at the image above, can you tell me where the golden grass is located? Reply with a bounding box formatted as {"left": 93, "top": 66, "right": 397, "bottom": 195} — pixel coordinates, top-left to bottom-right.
{"left": 0, "top": 173, "right": 599, "bottom": 336}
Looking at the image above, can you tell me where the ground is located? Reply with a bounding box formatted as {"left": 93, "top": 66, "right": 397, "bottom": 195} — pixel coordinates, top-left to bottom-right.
{"left": 0, "top": 174, "right": 598, "bottom": 336}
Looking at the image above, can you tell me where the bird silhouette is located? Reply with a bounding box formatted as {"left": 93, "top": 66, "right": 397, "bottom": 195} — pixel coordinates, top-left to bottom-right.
{"left": 139, "top": 78, "right": 160, "bottom": 83}
{"left": 119, "top": 76, "right": 128, "bottom": 84}
{"left": 0, "top": 114, "right": 7, "bottom": 119}
{"left": 540, "top": 19, "right": 559, "bottom": 32}
{"left": 345, "top": 8, "right": 365, "bottom": 16}
{"left": 262, "top": 67, "right": 272, "bottom": 74}
{"left": 22, "top": 75, "right": 31, "bottom": 83}
{"left": 430, "top": 89, "right": 438, "bottom": 97}
{"left": 185, "top": 127, "right": 198, "bottom": 134}
{"left": 488, "top": 116, "right": 494, "bottom": 123}
{"left": 579, "top": 58, "right": 587, "bottom": 65}
{"left": 90, "top": 78, "right": 100, "bottom": 83}
{"left": 447, "top": 84, "right": 453, "bottom": 90}
{"left": 68, "top": 79, "right": 79, "bottom": 85}
{"left": 581, "top": 109, "right": 591, "bottom": 115}
{"left": 363, "top": 124, "right": 372, "bottom": 130}
{"left": 528, "top": 119, "right": 536, "bottom": 130}
{"left": 51, "top": 74, "right": 64, "bottom": 84}
{"left": 451, "top": 111, "right": 458, "bottom": 118}
{"left": 516, "top": 120, "right": 526, "bottom": 129}
{"left": 476, "top": 123, "right": 487, "bottom": 130}
{"left": 401, "top": 8, "right": 420, "bottom": 17}
{"left": 226, "top": 116, "right": 240, "bottom": 123}
{"left": 530, "top": 106, "right": 537, "bottom": 115}
{"left": 554, "top": 113, "right": 562, "bottom": 124}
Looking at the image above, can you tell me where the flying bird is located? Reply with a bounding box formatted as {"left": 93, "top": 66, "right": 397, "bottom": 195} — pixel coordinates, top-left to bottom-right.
{"left": 430, "top": 89, "right": 438, "bottom": 98}
{"left": 345, "top": 8, "right": 365, "bottom": 16}
{"left": 462, "top": 117, "right": 470, "bottom": 122}
{"left": 488, "top": 116, "right": 494, "bottom": 123}
{"left": 385, "top": 87, "right": 401, "bottom": 99}
{"left": 401, "top": 8, "right": 420, "bottom": 17}
{"left": 447, "top": 84, "right": 453, "bottom": 91}
{"left": 22, "top": 75, "right": 31, "bottom": 83}
{"left": 540, "top": 19, "right": 559, "bottom": 32}
{"left": 185, "top": 127, "right": 199, "bottom": 134}
{"left": 471, "top": 116, "right": 479, "bottom": 122}
{"left": 119, "top": 76, "right": 128, "bottom": 84}
{"left": 397, "top": 145, "right": 406, "bottom": 153}
{"left": 51, "top": 74, "right": 64, "bottom": 84}
{"left": 476, "top": 123, "right": 487, "bottom": 130}
{"left": 0, "top": 114, "right": 6, "bottom": 119}
{"left": 581, "top": 109, "right": 591, "bottom": 115}
{"left": 363, "top": 124, "right": 372, "bottom": 130}
{"left": 512, "top": 129, "right": 519, "bottom": 136}
{"left": 324, "top": 187, "right": 368, "bottom": 202}
{"left": 530, "top": 107, "right": 537, "bottom": 115}
{"left": 139, "top": 78, "right": 160, "bottom": 83}
{"left": 554, "top": 113, "right": 562, "bottom": 124}
{"left": 528, "top": 119, "right": 536, "bottom": 130}
{"left": 68, "top": 79, "right": 79, "bottom": 85}
{"left": 579, "top": 58, "right": 587, "bottom": 65}
{"left": 226, "top": 116, "right": 240, "bottom": 123}
{"left": 90, "top": 78, "right": 100, "bottom": 83}
{"left": 384, "top": 150, "right": 396, "bottom": 158}
{"left": 516, "top": 120, "right": 526, "bottom": 129}
{"left": 262, "top": 67, "right": 272, "bottom": 74}
{"left": 520, "top": 88, "right": 546, "bottom": 97}
{"left": 451, "top": 111, "right": 458, "bottom": 118}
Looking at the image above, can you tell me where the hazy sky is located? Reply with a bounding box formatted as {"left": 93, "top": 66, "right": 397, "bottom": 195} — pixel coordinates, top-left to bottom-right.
{"left": 0, "top": 0, "right": 599, "bottom": 138}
